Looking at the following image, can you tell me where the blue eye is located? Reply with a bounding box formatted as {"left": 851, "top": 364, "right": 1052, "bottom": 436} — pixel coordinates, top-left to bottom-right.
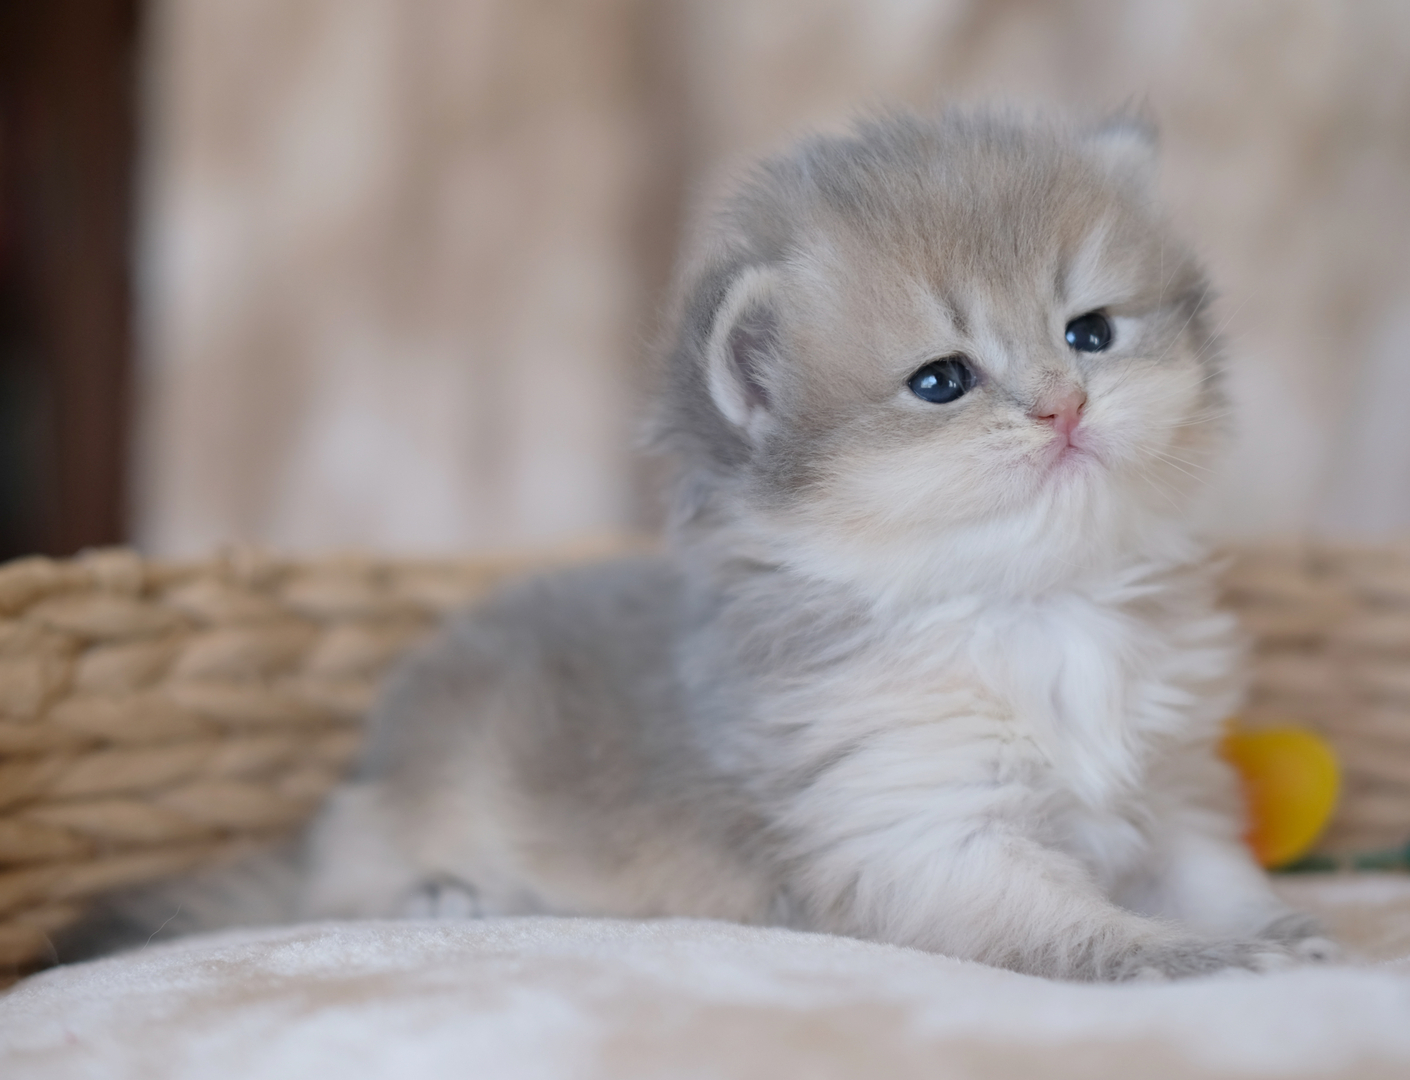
{"left": 1065, "top": 311, "right": 1113, "bottom": 352}
{"left": 907, "top": 357, "right": 975, "bottom": 404}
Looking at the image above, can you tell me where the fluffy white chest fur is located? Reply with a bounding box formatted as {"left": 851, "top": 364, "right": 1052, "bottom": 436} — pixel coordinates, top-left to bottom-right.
{"left": 766, "top": 565, "right": 1243, "bottom": 941}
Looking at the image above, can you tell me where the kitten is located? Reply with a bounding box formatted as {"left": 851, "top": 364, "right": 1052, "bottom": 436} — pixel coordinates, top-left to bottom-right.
{"left": 291, "top": 108, "right": 1334, "bottom": 980}
{"left": 76, "top": 108, "right": 1334, "bottom": 981}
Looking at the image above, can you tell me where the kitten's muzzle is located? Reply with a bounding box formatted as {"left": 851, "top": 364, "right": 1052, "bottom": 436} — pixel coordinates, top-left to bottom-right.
{"left": 1029, "top": 388, "right": 1087, "bottom": 445}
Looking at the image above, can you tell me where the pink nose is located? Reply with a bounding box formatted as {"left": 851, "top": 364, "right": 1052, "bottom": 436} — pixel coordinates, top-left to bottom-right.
{"left": 1030, "top": 388, "right": 1087, "bottom": 441}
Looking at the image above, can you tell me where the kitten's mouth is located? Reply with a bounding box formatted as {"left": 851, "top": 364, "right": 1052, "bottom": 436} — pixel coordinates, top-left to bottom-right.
{"left": 1042, "top": 431, "right": 1099, "bottom": 475}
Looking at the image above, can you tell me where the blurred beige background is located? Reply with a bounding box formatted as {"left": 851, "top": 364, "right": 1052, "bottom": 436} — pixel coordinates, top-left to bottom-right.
{"left": 132, "top": 0, "right": 1410, "bottom": 556}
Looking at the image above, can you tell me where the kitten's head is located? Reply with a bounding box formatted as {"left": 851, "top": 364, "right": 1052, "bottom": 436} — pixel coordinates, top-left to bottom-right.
{"left": 658, "top": 109, "right": 1225, "bottom": 599}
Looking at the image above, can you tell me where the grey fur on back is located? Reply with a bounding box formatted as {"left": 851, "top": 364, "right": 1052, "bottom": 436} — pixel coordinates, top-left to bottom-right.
{"left": 338, "top": 557, "right": 784, "bottom": 922}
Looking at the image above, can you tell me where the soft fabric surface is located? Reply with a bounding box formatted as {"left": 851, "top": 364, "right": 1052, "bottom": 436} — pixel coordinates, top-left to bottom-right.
{"left": 3, "top": 878, "right": 1410, "bottom": 1079}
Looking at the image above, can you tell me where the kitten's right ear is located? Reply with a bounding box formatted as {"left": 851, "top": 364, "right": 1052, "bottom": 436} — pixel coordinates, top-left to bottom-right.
{"left": 704, "top": 265, "right": 781, "bottom": 438}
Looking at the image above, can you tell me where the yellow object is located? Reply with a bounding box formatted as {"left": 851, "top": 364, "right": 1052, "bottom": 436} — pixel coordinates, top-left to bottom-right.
{"left": 1221, "top": 726, "right": 1340, "bottom": 868}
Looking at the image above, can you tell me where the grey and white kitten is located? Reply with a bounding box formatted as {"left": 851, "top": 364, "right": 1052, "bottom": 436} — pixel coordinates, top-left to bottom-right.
{"left": 92, "top": 109, "right": 1336, "bottom": 981}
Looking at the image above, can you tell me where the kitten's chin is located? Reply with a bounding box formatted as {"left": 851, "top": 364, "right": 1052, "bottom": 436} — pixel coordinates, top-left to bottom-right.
{"left": 747, "top": 468, "right": 1201, "bottom": 604}
{"left": 1039, "top": 441, "right": 1102, "bottom": 482}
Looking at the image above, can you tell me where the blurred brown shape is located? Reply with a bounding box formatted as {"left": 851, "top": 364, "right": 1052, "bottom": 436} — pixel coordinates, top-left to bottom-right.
{"left": 0, "top": 0, "right": 140, "bottom": 559}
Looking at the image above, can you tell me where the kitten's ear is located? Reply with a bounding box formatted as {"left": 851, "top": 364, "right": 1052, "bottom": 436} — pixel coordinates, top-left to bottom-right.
{"left": 1088, "top": 113, "right": 1159, "bottom": 191}
{"left": 705, "top": 265, "right": 780, "bottom": 437}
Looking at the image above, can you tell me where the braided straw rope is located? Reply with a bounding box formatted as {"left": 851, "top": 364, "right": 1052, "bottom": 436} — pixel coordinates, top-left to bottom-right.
{"left": 0, "top": 541, "right": 1406, "bottom": 978}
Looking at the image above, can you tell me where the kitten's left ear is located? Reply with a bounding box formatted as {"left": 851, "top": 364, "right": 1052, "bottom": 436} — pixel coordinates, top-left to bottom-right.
{"left": 1088, "top": 113, "right": 1159, "bottom": 191}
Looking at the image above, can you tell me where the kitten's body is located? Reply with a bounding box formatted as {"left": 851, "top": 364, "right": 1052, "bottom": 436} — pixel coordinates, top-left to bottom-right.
{"left": 76, "top": 109, "right": 1330, "bottom": 980}
{"left": 305, "top": 550, "right": 1298, "bottom": 980}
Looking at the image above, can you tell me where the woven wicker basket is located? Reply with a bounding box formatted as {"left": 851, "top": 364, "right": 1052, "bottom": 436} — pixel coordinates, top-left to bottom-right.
{"left": 0, "top": 541, "right": 1407, "bottom": 979}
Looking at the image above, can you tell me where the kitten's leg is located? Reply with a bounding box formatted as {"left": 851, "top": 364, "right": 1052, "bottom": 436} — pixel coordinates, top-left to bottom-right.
{"left": 798, "top": 813, "right": 1298, "bottom": 981}
{"left": 986, "top": 833, "right": 1300, "bottom": 979}
{"left": 1119, "top": 752, "right": 1339, "bottom": 962}
{"left": 1119, "top": 806, "right": 1338, "bottom": 962}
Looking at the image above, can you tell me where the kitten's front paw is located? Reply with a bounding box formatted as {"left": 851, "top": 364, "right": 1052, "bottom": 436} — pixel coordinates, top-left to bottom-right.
{"left": 1112, "top": 938, "right": 1296, "bottom": 982}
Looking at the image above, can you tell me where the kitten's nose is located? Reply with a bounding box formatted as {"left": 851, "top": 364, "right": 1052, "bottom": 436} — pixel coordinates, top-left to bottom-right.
{"left": 1030, "top": 389, "right": 1087, "bottom": 441}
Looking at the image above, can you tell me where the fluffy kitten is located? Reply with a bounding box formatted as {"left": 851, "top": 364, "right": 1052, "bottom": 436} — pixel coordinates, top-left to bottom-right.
{"left": 79, "top": 109, "right": 1333, "bottom": 981}
{"left": 290, "top": 108, "right": 1333, "bottom": 980}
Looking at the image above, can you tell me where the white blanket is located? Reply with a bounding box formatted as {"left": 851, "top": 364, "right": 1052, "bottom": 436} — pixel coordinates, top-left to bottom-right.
{"left": 4, "top": 877, "right": 1410, "bottom": 1079}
